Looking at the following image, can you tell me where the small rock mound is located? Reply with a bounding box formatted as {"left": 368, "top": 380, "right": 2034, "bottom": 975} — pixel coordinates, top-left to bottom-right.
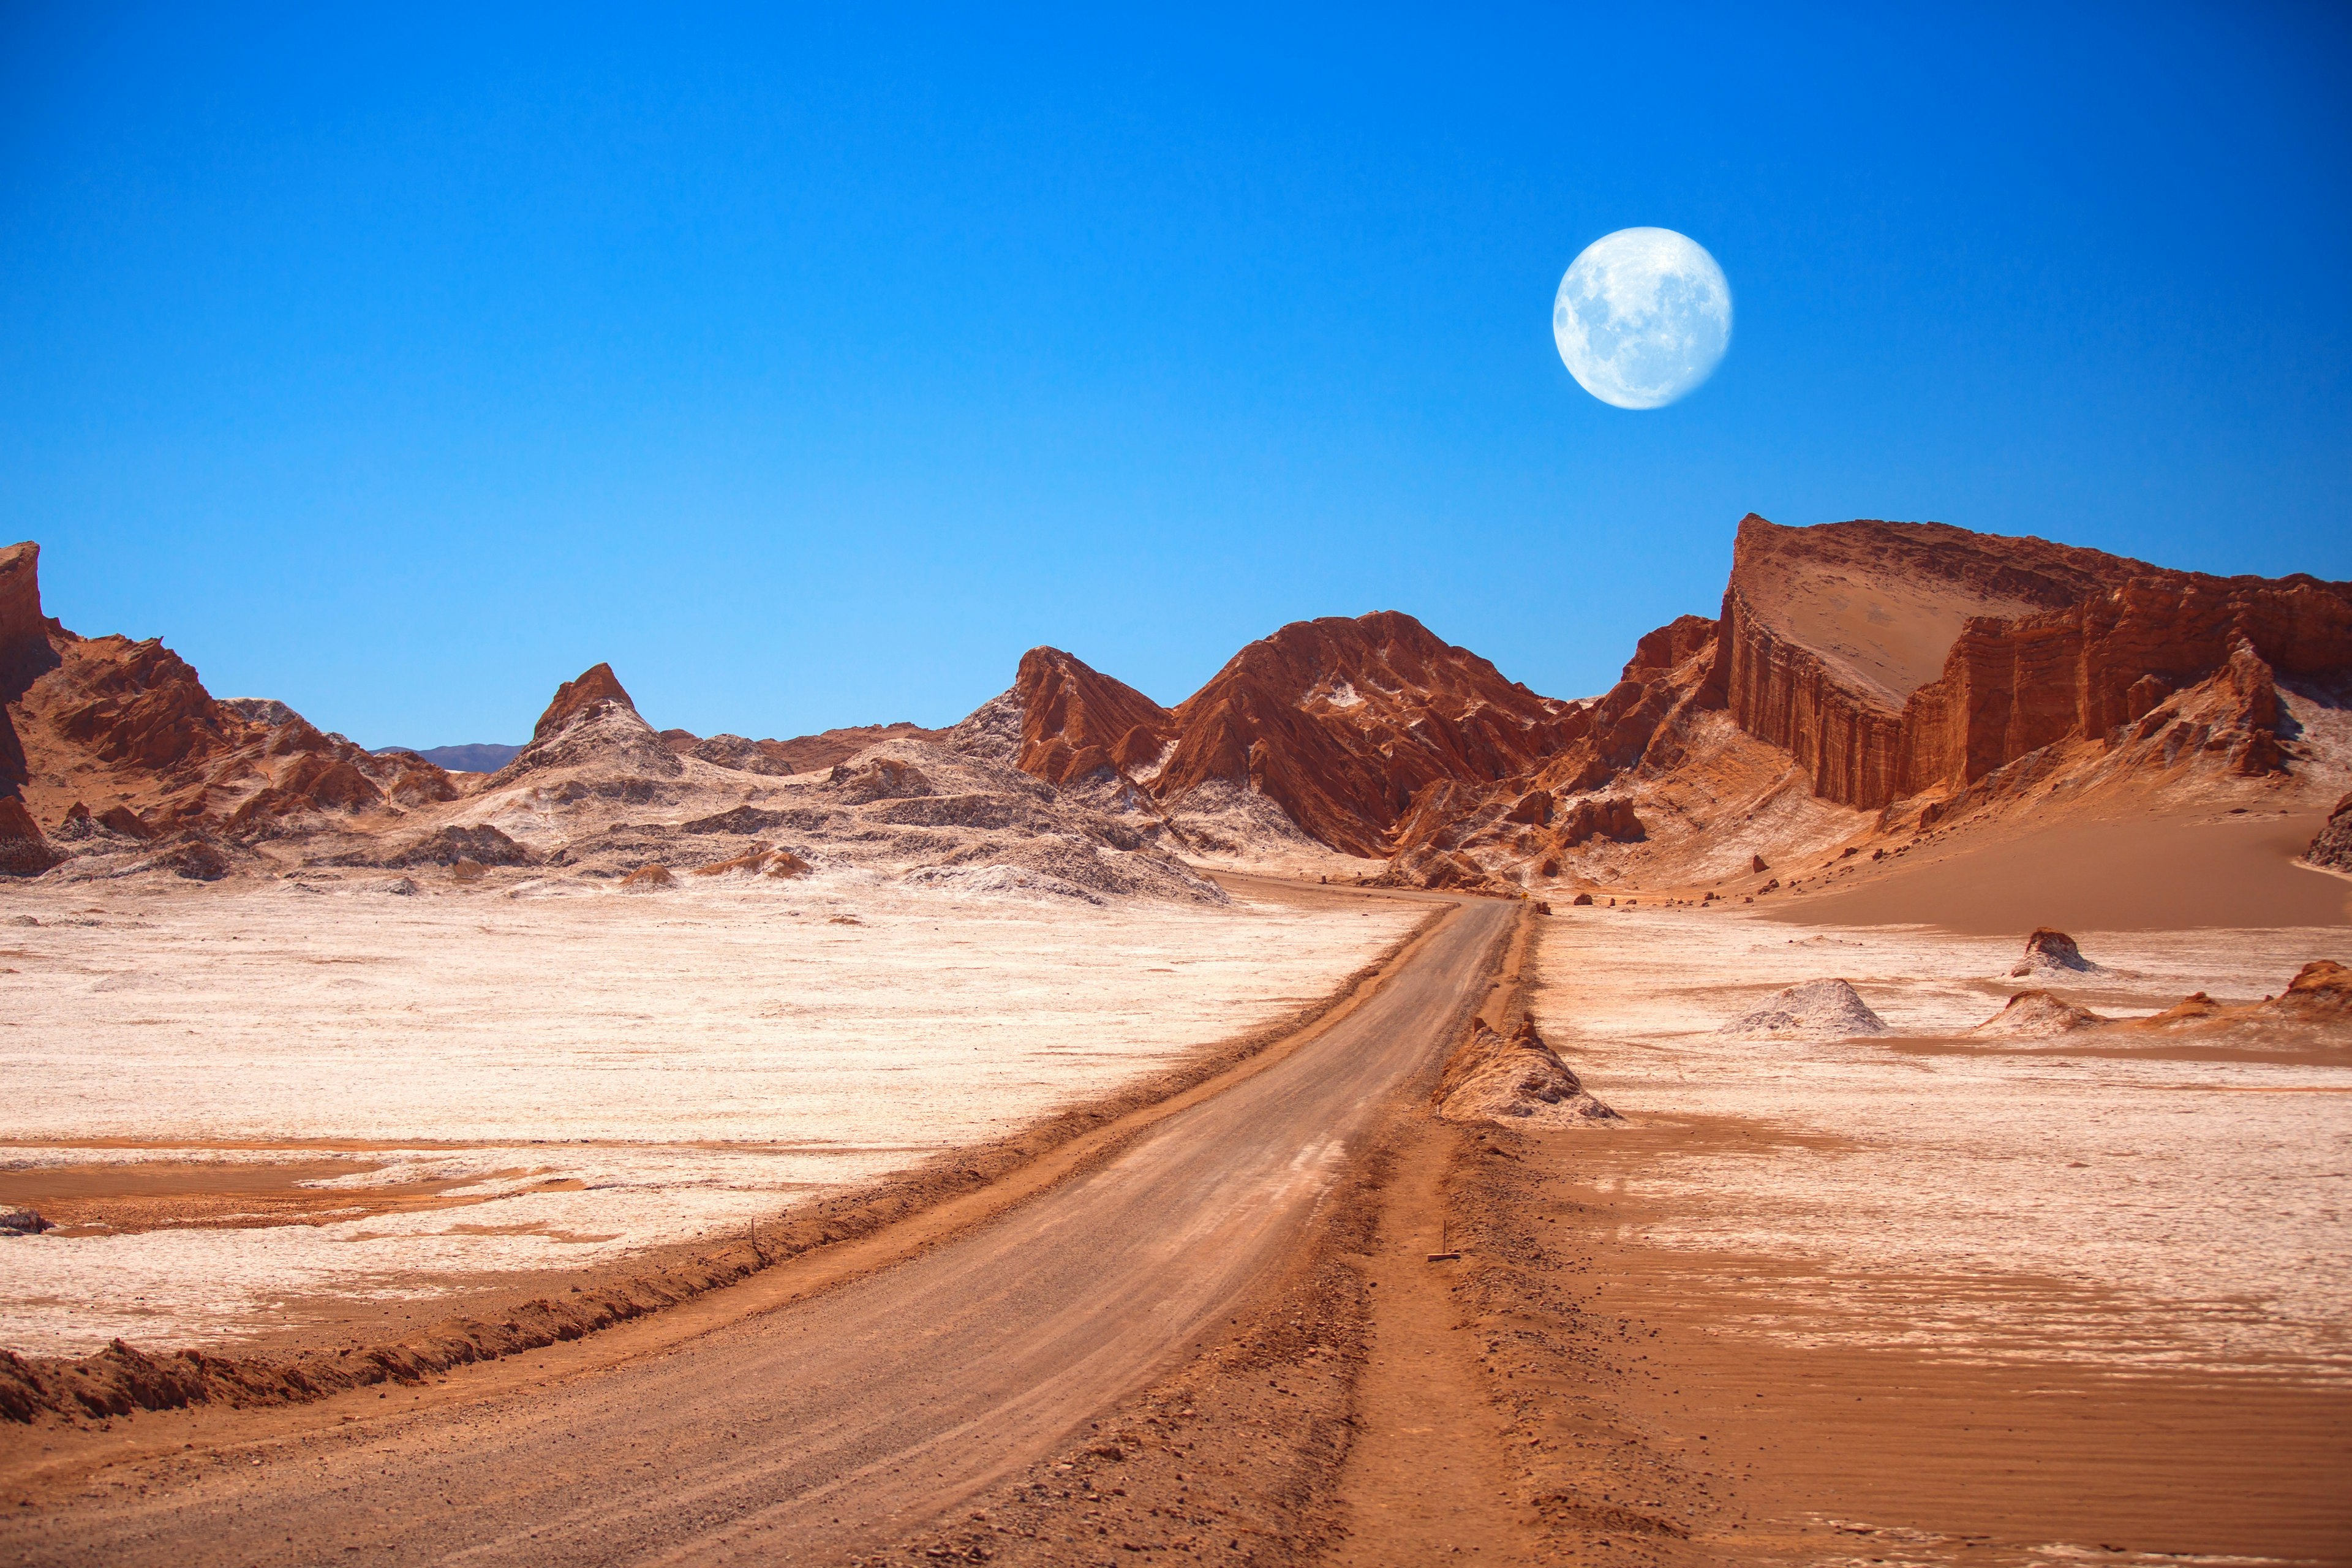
{"left": 382, "top": 824, "right": 536, "bottom": 869}
{"left": 134, "top": 833, "right": 231, "bottom": 882}
{"left": 690, "top": 846, "right": 812, "bottom": 880}
{"left": 0, "top": 1207, "right": 51, "bottom": 1235}
{"left": 2307, "top": 794, "right": 2352, "bottom": 873}
{"left": 2010, "top": 927, "right": 2106, "bottom": 978}
{"left": 829, "top": 757, "right": 934, "bottom": 804}
{"left": 2279, "top": 959, "right": 2351, "bottom": 1018}
{"left": 1434, "top": 1016, "right": 1621, "bottom": 1128}
{"left": 1969, "top": 990, "right": 2108, "bottom": 1038}
{"left": 1720, "top": 979, "right": 1888, "bottom": 1039}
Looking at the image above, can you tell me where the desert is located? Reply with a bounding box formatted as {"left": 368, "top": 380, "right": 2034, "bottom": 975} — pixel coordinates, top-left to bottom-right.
{"left": 4, "top": 503, "right": 2348, "bottom": 1566}
{"left": 6, "top": 12, "right": 2350, "bottom": 1566}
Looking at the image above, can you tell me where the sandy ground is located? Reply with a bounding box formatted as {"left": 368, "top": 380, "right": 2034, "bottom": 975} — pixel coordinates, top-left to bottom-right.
{"left": 1476, "top": 902, "right": 2352, "bottom": 1562}
{"left": 0, "top": 872, "right": 1421, "bottom": 1355}
{"left": 1782, "top": 805, "right": 2351, "bottom": 932}
{"left": 0, "top": 892, "right": 1510, "bottom": 1568}
{"left": 1528, "top": 905, "right": 2351, "bottom": 1381}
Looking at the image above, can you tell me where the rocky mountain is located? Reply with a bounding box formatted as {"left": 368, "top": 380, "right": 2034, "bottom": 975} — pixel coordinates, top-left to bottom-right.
{"left": 5, "top": 514, "right": 2347, "bottom": 902}
{"left": 954, "top": 614, "right": 1581, "bottom": 861}
{"left": 0, "top": 541, "right": 459, "bottom": 879}
{"left": 981, "top": 516, "right": 2352, "bottom": 893}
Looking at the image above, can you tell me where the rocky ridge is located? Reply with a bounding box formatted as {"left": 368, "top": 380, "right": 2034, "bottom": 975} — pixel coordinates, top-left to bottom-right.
{"left": 7, "top": 515, "right": 2350, "bottom": 901}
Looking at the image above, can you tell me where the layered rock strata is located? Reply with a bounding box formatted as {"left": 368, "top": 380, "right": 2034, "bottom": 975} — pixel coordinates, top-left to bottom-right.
{"left": 1717, "top": 515, "right": 2352, "bottom": 810}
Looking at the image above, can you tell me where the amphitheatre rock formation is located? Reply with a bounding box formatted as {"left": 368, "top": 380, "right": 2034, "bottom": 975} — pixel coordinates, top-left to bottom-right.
{"left": 5, "top": 514, "right": 2349, "bottom": 899}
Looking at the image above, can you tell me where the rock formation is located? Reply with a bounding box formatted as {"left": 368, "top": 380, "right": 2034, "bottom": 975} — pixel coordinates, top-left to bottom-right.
{"left": 2309, "top": 793, "right": 2352, "bottom": 873}
{"left": 0, "top": 541, "right": 457, "bottom": 874}
{"left": 2010, "top": 928, "right": 2106, "bottom": 978}
{"left": 1714, "top": 515, "right": 2352, "bottom": 811}
{"left": 1434, "top": 1015, "right": 1621, "bottom": 1127}
{"left": 488, "top": 663, "right": 681, "bottom": 787}
{"left": 1969, "top": 990, "right": 2109, "bottom": 1038}
{"left": 1719, "top": 979, "right": 1890, "bottom": 1039}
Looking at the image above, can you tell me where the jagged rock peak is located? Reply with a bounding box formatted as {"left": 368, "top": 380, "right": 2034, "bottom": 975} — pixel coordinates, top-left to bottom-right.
{"left": 1011, "top": 646, "right": 1174, "bottom": 787}
{"left": 533, "top": 663, "right": 638, "bottom": 741}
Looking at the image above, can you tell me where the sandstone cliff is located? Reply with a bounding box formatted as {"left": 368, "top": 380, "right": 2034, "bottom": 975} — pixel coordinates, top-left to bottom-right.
{"left": 1716, "top": 514, "right": 2352, "bottom": 810}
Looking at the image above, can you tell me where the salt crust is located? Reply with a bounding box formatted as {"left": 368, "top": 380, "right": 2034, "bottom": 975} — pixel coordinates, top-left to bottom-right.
{"left": 0, "top": 876, "right": 1419, "bottom": 1354}
{"left": 1534, "top": 909, "right": 2352, "bottom": 1380}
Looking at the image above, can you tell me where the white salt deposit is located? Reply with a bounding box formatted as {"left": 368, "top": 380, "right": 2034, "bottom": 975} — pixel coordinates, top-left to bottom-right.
{"left": 1717, "top": 977, "right": 1889, "bottom": 1039}
{"left": 1534, "top": 909, "right": 2352, "bottom": 1381}
{"left": 0, "top": 873, "right": 1419, "bottom": 1354}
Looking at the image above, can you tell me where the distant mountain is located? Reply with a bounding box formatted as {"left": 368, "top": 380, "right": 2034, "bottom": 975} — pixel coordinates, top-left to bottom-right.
{"left": 378, "top": 743, "right": 522, "bottom": 774}
{"left": 981, "top": 516, "right": 2352, "bottom": 891}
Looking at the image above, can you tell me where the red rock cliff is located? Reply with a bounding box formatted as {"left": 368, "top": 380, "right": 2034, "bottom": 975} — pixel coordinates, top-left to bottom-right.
{"left": 1716, "top": 516, "right": 2352, "bottom": 809}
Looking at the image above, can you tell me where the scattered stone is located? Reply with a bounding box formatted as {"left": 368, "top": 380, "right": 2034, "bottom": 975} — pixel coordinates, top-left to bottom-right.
{"left": 1570, "top": 892, "right": 1594, "bottom": 907}
{"left": 1720, "top": 979, "right": 1889, "bottom": 1040}
{"left": 1751, "top": 853, "right": 1769, "bottom": 873}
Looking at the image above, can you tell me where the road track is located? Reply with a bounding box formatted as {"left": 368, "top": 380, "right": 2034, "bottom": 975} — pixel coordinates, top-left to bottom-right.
{"left": 4, "top": 890, "right": 1512, "bottom": 1567}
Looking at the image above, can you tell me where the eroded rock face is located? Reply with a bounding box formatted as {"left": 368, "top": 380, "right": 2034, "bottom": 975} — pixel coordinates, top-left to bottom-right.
{"left": 2309, "top": 794, "right": 2352, "bottom": 873}
{"left": 0, "top": 542, "right": 58, "bottom": 701}
{"left": 0, "top": 796, "right": 62, "bottom": 877}
{"left": 2, "top": 545, "right": 457, "bottom": 853}
{"left": 1716, "top": 515, "right": 2352, "bottom": 810}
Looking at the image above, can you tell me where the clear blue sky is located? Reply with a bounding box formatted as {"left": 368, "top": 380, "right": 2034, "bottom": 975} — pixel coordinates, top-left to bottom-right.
{"left": 4, "top": 4, "right": 2347, "bottom": 747}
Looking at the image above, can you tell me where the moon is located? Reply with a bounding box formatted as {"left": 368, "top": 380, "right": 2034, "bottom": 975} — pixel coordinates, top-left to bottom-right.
{"left": 1552, "top": 228, "right": 1732, "bottom": 410}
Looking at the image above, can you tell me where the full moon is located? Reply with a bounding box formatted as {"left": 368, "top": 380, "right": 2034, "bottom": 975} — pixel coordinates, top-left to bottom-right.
{"left": 1552, "top": 228, "right": 1732, "bottom": 409}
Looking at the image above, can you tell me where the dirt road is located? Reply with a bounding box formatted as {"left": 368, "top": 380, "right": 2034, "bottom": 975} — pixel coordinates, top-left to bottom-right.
{"left": 4, "top": 892, "right": 1511, "bottom": 1567}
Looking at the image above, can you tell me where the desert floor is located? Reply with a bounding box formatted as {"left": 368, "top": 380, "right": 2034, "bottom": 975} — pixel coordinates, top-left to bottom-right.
{"left": 0, "top": 871, "right": 1422, "bottom": 1355}
{"left": 1499, "top": 903, "right": 2351, "bottom": 1562}
{"left": 0, "top": 871, "right": 2345, "bottom": 1567}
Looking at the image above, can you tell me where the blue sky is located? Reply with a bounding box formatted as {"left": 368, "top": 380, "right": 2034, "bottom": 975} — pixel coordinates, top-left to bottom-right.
{"left": 3, "top": 4, "right": 2347, "bottom": 747}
